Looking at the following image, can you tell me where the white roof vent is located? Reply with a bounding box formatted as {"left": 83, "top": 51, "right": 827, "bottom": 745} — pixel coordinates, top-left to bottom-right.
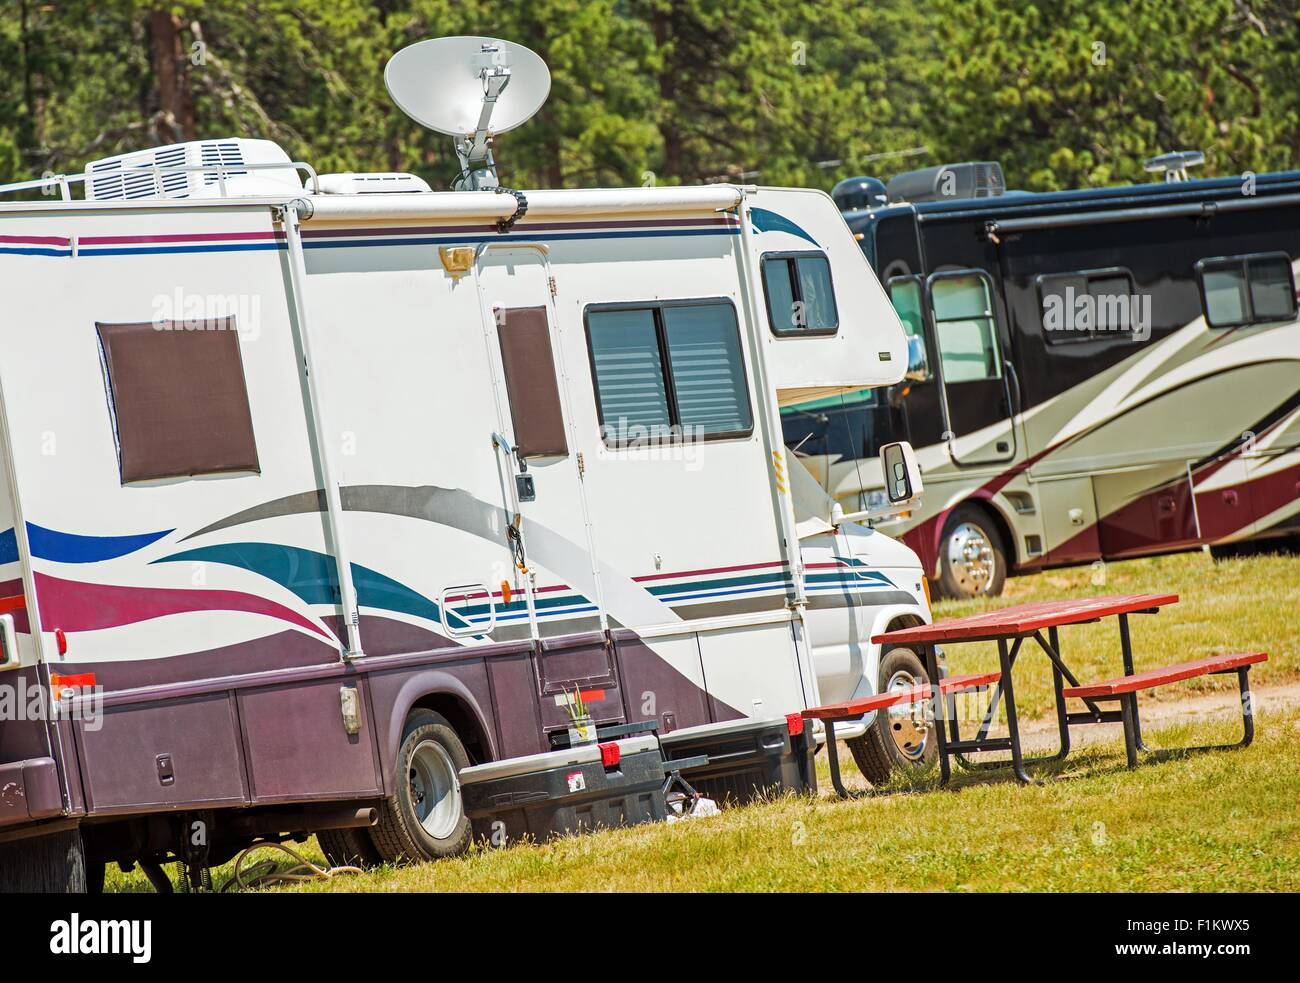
{"left": 83, "top": 138, "right": 302, "bottom": 200}
{"left": 316, "top": 172, "right": 433, "bottom": 195}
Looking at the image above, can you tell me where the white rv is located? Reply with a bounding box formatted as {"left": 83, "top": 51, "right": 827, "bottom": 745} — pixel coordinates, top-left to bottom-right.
{"left": 0, "top": 38, "right": 934, "bottom": 891}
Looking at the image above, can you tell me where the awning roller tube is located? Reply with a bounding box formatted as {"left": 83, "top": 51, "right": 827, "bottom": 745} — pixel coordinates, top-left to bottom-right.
{"left": 296, "top": 185, "right": 745, "bottom": 223}
{"left": 984, "top": 191, "right": 1300, "bottom": 236}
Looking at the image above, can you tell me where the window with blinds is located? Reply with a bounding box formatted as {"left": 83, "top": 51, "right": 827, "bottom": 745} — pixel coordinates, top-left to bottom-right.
{"left": 585, "top": 299, "right": 752, "bottom": 446}
{"left": 760, "top": 251, "right": 839, "bottom": 336}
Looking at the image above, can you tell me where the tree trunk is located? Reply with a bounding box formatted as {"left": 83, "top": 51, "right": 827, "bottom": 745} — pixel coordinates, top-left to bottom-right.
{"left": 652, "top": 10, "right": 682, "bottom": 180}
{"left": 149, "top": 9, "right": 196, "bottom": 144}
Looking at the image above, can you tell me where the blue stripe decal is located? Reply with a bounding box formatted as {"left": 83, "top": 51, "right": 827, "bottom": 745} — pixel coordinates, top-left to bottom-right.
{"left": 0, "top": 247, "right": 72, "bottom": 257}
{"left": 79, "top": 243, "right": 284, "bottom": 257}
{"left": 665, "top": 582, "right": 795, "bottom": 603}
{"left": 27, "top": 523, "right": 172, "bottom": 563}
{"left": 0, "top": 528, "right": 17, "bottom": 565}
{"left": 473, "top": 604, "right": 600, "bottom": 623}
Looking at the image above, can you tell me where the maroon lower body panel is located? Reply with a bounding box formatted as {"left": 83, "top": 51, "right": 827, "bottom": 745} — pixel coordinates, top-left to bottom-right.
{"left": 21, "top": 622, "right": 740, "bottom": 830}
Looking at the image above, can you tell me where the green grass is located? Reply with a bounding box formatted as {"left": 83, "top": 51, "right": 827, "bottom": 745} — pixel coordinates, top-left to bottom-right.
{"left": 105, "top": 711, "right": 1298, "bottom": 893}
{"left": 934, "top": 548, "right": 1300, "bottom": 719}
{"left": 103, "top": 549, "right": 1300, "bottom": 893}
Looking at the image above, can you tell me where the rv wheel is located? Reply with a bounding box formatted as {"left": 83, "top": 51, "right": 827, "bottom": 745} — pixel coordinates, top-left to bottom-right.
{"left": 847, "top": 647, "right": 937, "bottom": 785}
{"left": 937, "top": 505, "right": 1006, "bottom": 599}
{"left": 372, "top": 709, "right": 472, "bottom": 863}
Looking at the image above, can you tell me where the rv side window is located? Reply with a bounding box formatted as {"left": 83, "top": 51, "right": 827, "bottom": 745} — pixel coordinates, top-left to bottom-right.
{"left": 97, "top": 318, "right": 260, "bottom": 483}
{"left": 1037, "top": 268, "right": 1141, "bottom": 345}
{"left": 761, "top": 252, "right": 839, "bottom": 336}
{"left": 886, "top": 276, "right": 930, "bottom": 382}
{"left": 1196, "top": 253, "right": 1297, "bottom": 328}
{"left": 929, "top": 274, "right": 1001, "bottom": 382}
{"left": 585, "top": 299, "right": 752, "bottom": 446}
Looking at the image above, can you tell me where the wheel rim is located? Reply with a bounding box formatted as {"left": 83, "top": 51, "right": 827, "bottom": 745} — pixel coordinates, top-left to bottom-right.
{"left": 884, "top": 669, "right": 929, "bottom": 761}
{"left": 408, "top": 739, "right": 461, "bottom": 840}
{"left": 946, "top": 521, "right": 997, "bottom": 595}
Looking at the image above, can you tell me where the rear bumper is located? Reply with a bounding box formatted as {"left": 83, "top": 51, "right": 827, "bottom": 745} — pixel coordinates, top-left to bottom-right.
{"left": 0, "top": 757, "right": 64, "bottom": 828}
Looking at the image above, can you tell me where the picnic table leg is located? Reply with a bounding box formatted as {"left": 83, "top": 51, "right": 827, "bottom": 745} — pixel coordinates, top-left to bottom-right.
{"left": 997, "top": 637, "right": 1033, "bottom": 784}
{"left": 1238, "top": 666, "right": 1256, "bottom": 748}
{"left": 1048, "top": 626, "right": 1071, "bottom": 759}
{"left": 823, "top": 719, "right": 850, "bottom": 798}
{"left": 1119, "top": 693, "right": 1140, "bottom": 769}
{"left": 924, "top": 643, "right": 951, "bottom": 785}
{"left": 1118, "top": 613, "right": 1150, "bottom": 753}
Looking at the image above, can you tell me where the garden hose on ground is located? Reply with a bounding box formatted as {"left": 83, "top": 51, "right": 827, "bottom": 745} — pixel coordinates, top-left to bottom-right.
{"left": 221, "top": 842, "right": 364, "bottom": 891}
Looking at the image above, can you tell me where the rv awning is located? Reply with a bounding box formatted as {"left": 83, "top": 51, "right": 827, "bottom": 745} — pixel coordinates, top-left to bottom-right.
{"left": 294, "top": 185, "right": 745, "bottom": 223}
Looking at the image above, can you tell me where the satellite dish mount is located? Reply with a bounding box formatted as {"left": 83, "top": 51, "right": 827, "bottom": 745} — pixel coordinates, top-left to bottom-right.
{"left": 454, "top": 43, "right": 511, "bottom": 190}
{"left": 385, "top": 36, "right": 551, "bottom": 192}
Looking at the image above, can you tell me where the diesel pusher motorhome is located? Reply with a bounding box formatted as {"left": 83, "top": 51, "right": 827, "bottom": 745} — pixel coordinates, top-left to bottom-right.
{"left": 784, "top": 158, "right": 1300, "bottom": 598}
{"left": 0, "top": 38, "right": 934, "bottom": 891}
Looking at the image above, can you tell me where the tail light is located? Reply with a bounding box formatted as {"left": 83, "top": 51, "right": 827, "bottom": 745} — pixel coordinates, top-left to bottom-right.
{"left": 785, "top": 712, "right": 804, "bottom": 737}
{"left": 599, "top": 742, "right": 620, "bottom": 768}
{"left": 51, "top": 672, "right": 96, "bottom": 698}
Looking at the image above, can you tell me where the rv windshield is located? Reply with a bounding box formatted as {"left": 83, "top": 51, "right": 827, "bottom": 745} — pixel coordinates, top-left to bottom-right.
{"left": 780, "top": 387, "right": 906, "bottom": 466}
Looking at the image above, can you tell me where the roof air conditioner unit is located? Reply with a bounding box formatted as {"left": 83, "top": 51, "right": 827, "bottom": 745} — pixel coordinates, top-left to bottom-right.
{"left": 83, "top": 138, "right": 301, "bottom": 201}
{"left": 316, "top": 172, "right": 433, "bottom": 194}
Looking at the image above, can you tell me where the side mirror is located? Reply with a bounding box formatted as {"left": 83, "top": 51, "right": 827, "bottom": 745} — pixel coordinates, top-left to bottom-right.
{"left": 904, "top": 335, "right": 928, "bottom": 381}
{"left": 881, "top": 441, "right": 923, "bottom": 504}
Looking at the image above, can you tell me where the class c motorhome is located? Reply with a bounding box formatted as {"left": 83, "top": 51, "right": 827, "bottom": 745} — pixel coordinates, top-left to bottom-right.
{"left": 0, "top": 38, "right": 935, "bottom": 890}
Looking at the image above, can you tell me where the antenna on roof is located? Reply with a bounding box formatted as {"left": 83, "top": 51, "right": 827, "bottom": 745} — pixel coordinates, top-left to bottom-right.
{"left": 1143, "top": 150, "right": 1205, "bottom": 183}
{"left": 385, "top": 36, "right": 551, "bottom": 191}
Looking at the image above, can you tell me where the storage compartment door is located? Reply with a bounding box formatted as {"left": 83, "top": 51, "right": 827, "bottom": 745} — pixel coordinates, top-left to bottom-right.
{"left": 1031, "top": 474, "right": 1102, "bottom": 564}
{"left": 533, "top": 632, "right": 625, "bottom": 740}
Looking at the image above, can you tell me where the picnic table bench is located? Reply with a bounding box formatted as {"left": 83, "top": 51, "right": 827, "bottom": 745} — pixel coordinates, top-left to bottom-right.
{"left": 802, "top": 593, "right": 1267, "bottom": 795}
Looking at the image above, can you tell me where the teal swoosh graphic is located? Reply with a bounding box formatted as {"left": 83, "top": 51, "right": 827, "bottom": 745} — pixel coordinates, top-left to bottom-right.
{"left": 153, "top": 542, "right": 467, "bottom": 630}
{"left": 750, "top": 207, "right": 819, "bottom": 247}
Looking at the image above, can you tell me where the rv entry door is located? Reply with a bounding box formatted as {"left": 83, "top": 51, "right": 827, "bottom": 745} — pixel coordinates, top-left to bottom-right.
{"left": 925, "top": 269, "right": 1018, "bottom": 467}
{"left": 476, "top": 246, "right": 606, "bottom": 642}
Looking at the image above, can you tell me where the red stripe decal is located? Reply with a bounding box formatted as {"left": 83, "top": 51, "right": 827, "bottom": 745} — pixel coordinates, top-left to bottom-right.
{"left": 34, "top": 573, "right": 333, "bottom": 640}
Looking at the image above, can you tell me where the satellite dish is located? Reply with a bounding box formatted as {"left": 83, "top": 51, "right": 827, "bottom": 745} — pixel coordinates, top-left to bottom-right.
{"left": 385, "top": 36, "right": 551, "bottom": 190}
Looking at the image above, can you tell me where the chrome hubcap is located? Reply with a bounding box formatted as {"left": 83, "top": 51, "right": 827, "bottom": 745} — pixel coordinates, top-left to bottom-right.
{"left": 885, "top": 669, "right": 929, "bottom": 761}
{"left": 408, "top": 739, "right": 461, "bottom": 840}
{"left": 946, "top": 521, "right": 996, "bottom": 594}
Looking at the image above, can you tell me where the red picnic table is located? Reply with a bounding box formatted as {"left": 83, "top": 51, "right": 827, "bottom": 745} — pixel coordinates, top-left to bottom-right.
{"left": 803, "top": 593, "right": 1265, "bottom": 795}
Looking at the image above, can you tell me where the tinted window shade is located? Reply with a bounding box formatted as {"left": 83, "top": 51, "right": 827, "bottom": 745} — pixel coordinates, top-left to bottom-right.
{"left": 586, "top": 308, "right": 671, "bottom": 438}
{"left": 662, "top": 304, "right": 752, "bottom": 434}
{"left": 97, "top": 318, "right": 259, "bottom": 483}
{"left": 496, "top": 306, "right": 569, "bottom": 458}
{"left": 586, "top": 300, "right": 751, "bottom": 445}
{"left": 1038, "top": 268, "right": 1141, "bottom": 345}
{"left": 1197, "top": 253, "right": 1297, "bottom": 328}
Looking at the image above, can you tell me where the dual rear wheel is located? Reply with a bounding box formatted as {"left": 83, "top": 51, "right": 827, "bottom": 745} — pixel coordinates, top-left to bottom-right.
{"left": 318, "top": 709, "right": 472, "bottom": 869}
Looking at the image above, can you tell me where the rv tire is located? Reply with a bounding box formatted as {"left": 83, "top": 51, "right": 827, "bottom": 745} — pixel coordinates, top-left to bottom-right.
{"left": 937, "top": 505, "right": 1006, "bottom": 599}
{"left": 372, "top": 709, "right": 472, "bottom": 863}
{"left": 847, "top": 647, "right": 937, "bottom": 784}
